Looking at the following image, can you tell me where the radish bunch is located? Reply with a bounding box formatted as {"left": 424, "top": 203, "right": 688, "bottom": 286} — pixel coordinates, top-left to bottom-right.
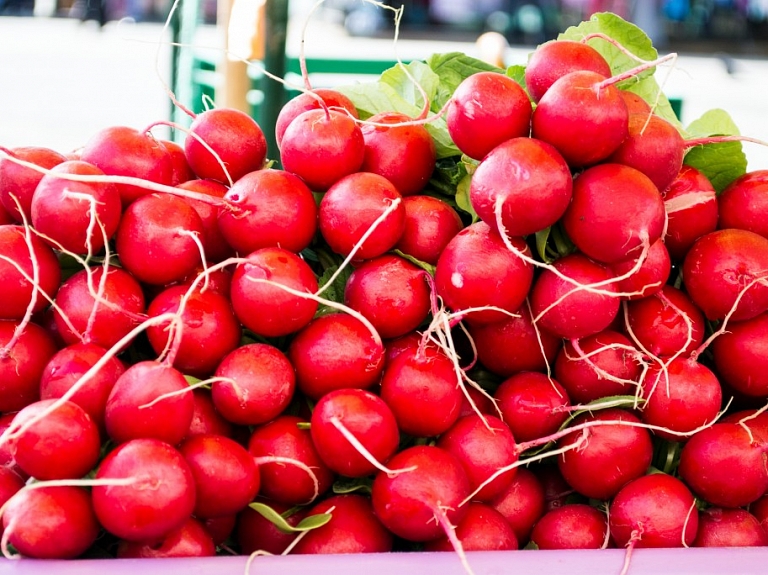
{"left": 1, "top": 10, "right": 768, "bottom": 572}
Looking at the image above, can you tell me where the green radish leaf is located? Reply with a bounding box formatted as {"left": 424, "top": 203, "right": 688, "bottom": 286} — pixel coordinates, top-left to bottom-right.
{"left": 428, "top": 156, "right": 468, "bottom": 196}
{"left": 391, "top": 249, "right": 436, "bottom": 276}
{"left": 314, "top": 263, "right": 352, "bottom": 318}
{"left": 184, "top": 375, "right": 202, "bottom": 386}
{"left": 535, "top": 227, "right": 555, "bottom": 264}
{"left": 505, "top": 64, "right": 528, "bottom": 91}
{"left": 248, "top": 502, "right": 331, "bottom": 534}
{"left": 623, "top": 76, "right": 682, "bottom": 129}
{"left": 455, "top": 173, "right": 478, "bottom": 222}
{"left": 426, "top": 52, "right": 503, "bottom": 111}
{"left": 380, "top": 60, "right": 440, "bottom": 112}
{"left": 559, "top": 395, "right": 645, "bottom": 431}
{"left": 332, "top": 476, "right": 373, "bottom": 495}
{"left": 524, "top": 540, "right": 540, "bottom": 550}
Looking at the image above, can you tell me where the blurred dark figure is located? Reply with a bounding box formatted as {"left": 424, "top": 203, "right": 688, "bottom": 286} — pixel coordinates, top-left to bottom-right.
{"left": 69, "top": 0, "right": 107, "bottom": 25}
{"left": 0, "top": 0, "right": 34, "bottom": 15}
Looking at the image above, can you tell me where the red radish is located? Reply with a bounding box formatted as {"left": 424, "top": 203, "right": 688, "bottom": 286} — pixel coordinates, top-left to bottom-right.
{"left": 52, "top": 265, "right": 145, "bottom": 350}
{"left": 319, "top": 171, "right": 405, "bottom": 259}
{"left": 489, "top": 467, "right": 546, "bottom": 544}
{"left": 0, "top": 146, "right": 67, "bottom": 221}
{"left": 694, "top": 508, "right": 768, "bottom": 547}
{"left": 424, "top": 502, "right": 518, "bottom": 552}
{"left": 2, "top": 486, "right": 99, "bottom": 559}
{"left": 281, "top": 108, "right": 365, "bottom": 192}
{"left": 0, "top": 225, "right": 61, "bottom": 320}
{"left": 0, "top": 414, "right": 24, "bottom": 475}
{"left": 562, "top": 163, "right": 665, "bottom": 264}
{"left": 0, "top": 320, "right": 57, "bottom": 412}
{"left": 609, "top": 473, "right": 698, "bottom": 548}
{"left": 289, "top": 313, "right": 384, "bottom": 400}
{"left": 115, "top": 192, "right": 204, "bottom": 285}
{"left": 554, "top": 330, "right": 641, "bottom": 404}
{"left": 530, "top": 503, "right": 608, "bottom": 549}
{"left": 292, "top": 494, "right": 394, "bottom": 554}
{"left": 470, "top": 137, "right": 572, "bottom": 237}
{"left": 186, "top": 388, "right": 235, "bottom": 439}
{"left": 0, "top": 468, "right": 24, "bottom": 534}
{"left": 557, "top": 409, "right": 653, "bottom": 500}
{"left": 394, "top": 195, "right": 463, "bottom": 265}
{"left": 310, "top": 388, "right": 399, "bottom": 478}
{"left": 344, "top": 254, "right": 430, "bottom": 339}
{"left": 360, "top": 111, "right": 436, "bottom": 196}
{"left": 10, "top": 399, "right": 100, "bottom": 480}
{"left": 275, "top": 88, "right": 359, "bottom": 150}
{"left": 80, "top": 125, "right": 173, "bottom": 206}
{"left": 161, "top": 139, "right": 195, "bottom": 186}
{"left": 104, "top": 360, "right": 195, "bottom": 445}
{"left": 174, "top": 263, "right": 232, "bottom": 297}
{"left": 536, "top": 464, "right": 584, "bottom": 512}
{"left": 218, "top": 169, "right": 317, "bottom": 255}
{"left": 176, "top": 179, "right": 233, "bottom": 262}
{"left": 146, "top": 285, "right": 241, "bottom": 377}
{"left": 529, "top": 253, "right": 620, "bottom": 340}
{"left": 371, "top": 445, "right": 470, "bottom": 541}
{"left": 236, "top": 498, "right": 309, "bottom": 555}
{"left": 458, "top": 385, "right": 497, "bottom": 417}
{"left": 446, "top": 71, "right": 532, "bottom": 161}
{"left": 384, "top": 330, "right": 423, "bottom": 365}
{"left": 620, "top": 90, "right": 653, "bottom": 115}
{"left": 609, "top": 238, "right": 671, "bottom": 300}
{"left": 750, "top": 495, "right": 768, "bottom": 534}
{"left": 117, "top": 517, "right": 215, "bottom": 558}
{"left": 92, "top": 438, "right": 197, "bottom": 542}
{"left": 718, "top": 170, "right": 768, "bottom": 238}
{"left": 0, "top": 202, "right": 12, "bottom": 225}
{"left": 435, "top": 221, "right": 533, "bottom": 325}
{"left": 179, "top": 434, "right": 260, "bottom": 518}
{"left": 212, "top": 343, "right": 295, "bottom": 426}
{"left": 712, "top": 312, "right": 768, "bottom": 397}
{"left": 495, "top": 372, "right": 570, "bottom": 443}
{"left": 184, "top": 107, "right": 267, "bottom": 183}
{"left": 248, "top": 415, "right": 335, "bottom": 505}
{"left": 230, "top": 247, "right": 318, "bottom": 338}
{"left": 682, "top": 229, "right": 768, "bottom": 321}
{"left": 661, "top": 165, "right": 718, "bottom": 261}
{"left": 524, "top": 39, "right": 612, "bottom": 103}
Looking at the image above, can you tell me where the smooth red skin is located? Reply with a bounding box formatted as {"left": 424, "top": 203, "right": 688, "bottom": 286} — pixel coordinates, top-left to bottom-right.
{"left": 161, "top": 139, "right": 195, "bottom": 186}
{"left": 532, "top": 71, "right": 628, "bottom": 167}
{"left": 446, "top": 71, "right": 532, "bottom": 161}
{"left": 489, "top": 467, "right": 545, "bottom": 544}
{"left": 230, "top": 247, "right": 318, "bottom": 338}
{"left": 293, "top": 494, "right": 394, "bottom": 554}
{"left": 105, "top": 361, "right": 195, "bottom": 445}
{"left": 384, "top": 331, "right": 423, "bottom": 365}
{"left": 176, "top": 179, "right": 233, "bottom": 262}
{"left": 3, "top": 486, "right": 99, "bottom": 559}
{"left": 40, "top": 342, "right": 125, "bottom": 430}
{"left": 0, "top": 146, "right": 67, "bottom": 221}
{"left": 379, "top": 346, "right": 463, "bottom": 437}
{"left": 524, "top": 39, "right": 612, "bottom": 103}
{"left": 424, "top": 502, "right": 519, "bottom": 552}
{"left": 721, "top": 411, "right": 768, "bottom": 442}
{"left": 0, "top": 466, "right": 24, "bottom": 509}
{"left": 436, "top": 414, "right": 519, "bottom": 502}
{"left": 31, "top": 160, "right": 122, "bottom": 254}
{"left": 458, "top": 385, "right": 498, "bottom": 418}
{"left": 179, "top": 434, "right": 260, "bottom": 518}
{"left": 682, "top": 229, "right": 768, "bottom": 321}
{"left": 610, "top": 474, "right": 698, "bottom": 548}
{"left": 93, "top": 438, "right": 197, "bottom": 542}
{"left": 495, "top": 372, "right": 570, "bottom": 443}
{"left": 608, "top": 113, "right": 685, "bottom": 193}
{"left": 117, "top": 517, "right": 216, "bottom": 558}
{"left": 610, "top": 238, "right": 671, "bottom": 300}
{"left": 435, "top": 221, "right": 533, "bottom": 326}
{"left": 344, "top": 254, "right": 430, "bottom": 339}
{"left": 80, "top": 125, "right": 173, "bottom": 206}
{"left": 115, "top": 192, "right": 205, "bottom": 286}
{"left": 289, "top": 313, "right": 385, "bottom": 400}
{"left": 530, "top": 504, "right": 608, "bottom": 550}
{"left": 202, "top": 514, "right": 236, "bottom": 546}
{"left": 184, "top": 107, "right": 267, "bottom": 183}
{"left": 562, "top": 163, "right": 665, "bottom": 264}
{"left": 620, "top": 90, "right": 653, "bottom": 115}
{"left": 529, "top": 253, "right": 620, "bottom": 340}
{"left": 361, "top": 111, "right": 436, "bottom": 196}
{"left": 11, "top": 399, "right": 101, "bottom": 480}
{"left": 218, "top": 169, "right": 317, "bottom": 255}
{"left": 750, "top": 495, "right": 768, "bottom": 534}
{"left": 0, "top": 320, "right": 57, "bottom": 412}
{"left": 310, "top": 388, "right": 399, "bottom": 478}
{"left": 319, "top": 171, "right": 406, "bottom": 259}
{"left": 174, "top": 264, "right": 232, "bottom": 298}
{"left": 371, "top": 445, "right": 471, "bottom": 542}
{"left": 281, "top": 108, "right": 365, "bottom": 192}
{"left": 679, "top": 423, "right": 768, "bottom": 508}
{"left": 557, "top": 409, "right": 653, "bottom": 500}
{"left": 146, "top": 285, "right": 241, "bottom": 378}
{"left": 247, "top": 415, "right": 335, "bottom": 505}
{"left": 625, "top": 285, "right": 706, "bottom": 358}
{"left": 640, "top": 357, "right": 722, "bottom": 440}
{"left": 212, "top": 343, "right": 295, "bottom": 426}
{"left": 718, "top": 170, "right": 768, "bottom": 238}
{"left": 554, "top": 330, "right": 640, "bottom": 404}
{"left": 0, "top": 413, "right": 23, "bottom": 474}
{"left": 186, "top": 389, "right": 235, "bottom": 439}
{"left": 394, "top": 195, "right": 463, "bottom": 265}
{"left": 470, "top": 137, "right": 572, "bottom": 237}
{"left": 275, "top": 88, "right": 359, "bottom": 150}
{"left": 0, "top": 225, "right": 61, "bottom": 320}
{"left": 237, "top": 499, "right": 309, "bottom": 555}
{"left": 0, "top": 202, "right": 12, "bottom": 224}
{"left": 713, "top": 312, "right": 768, "bottom": 397}
{"left": 52, "top": 265, "right": 145, "bottom": 349}
{"left": 694, "top": 508, "right": 768, "bottom": 547}
{"left": 661, "top": 165, "right": 719, "bottom": 261}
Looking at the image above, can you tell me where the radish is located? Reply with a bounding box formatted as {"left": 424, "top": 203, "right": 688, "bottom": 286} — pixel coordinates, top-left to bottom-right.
{"left": 530, "top": 503, "right": 608, "bottom": 549}
{"left": 0, "top": 202, "right": 12, "bottom": 225}
{"left": 176, "top": 179, "right": 233, "bottom": 263}
{"left": 160, "top": 139, "right": 195, "bottom": 186}
{"left": 620, "top": 90, "right": 653, "bottom": 115}
{"left": 394, "top": 195, "right": 463, "bottom": 265}
{"left": 488, "top": 467, "right": 546, "bottom": 545}
{"left": 694, "top": 508, "right": 768, "bottom": 547}
{"left": 609, "top": 238, "right": 671, "bottom": 300}
{"left": 186, "top": 388, "right": 235, "bottom": 439}
{"left": 117, "top": 517, "right": 215, "bottom": 558}
{"left": 275, "top": 88, "right": 359, "bottom": 150}
{"left": 0, "top": 320, "right": 57, "bottom": 412}
{"left": 423, "top": 502, "right": 518, "bottom": 552}
{"left": 712, "top": 311, "right": 768, "bottom": 397}
{"left": 718, "top": 170, "right": 768, "bottom": 238}
{"left": 236, "top": 498, "right": 309, "bottom": 555}
{"left": 494, "top": 372, "right": 570, "bottom": 443}
{"left": 0, "top": 146, "right": 67, "bottom": 221}
{"left": 536, "top": 463, "right": 586, "bottom": 512}
{"left": 750, "top": 495, "right": 768, "bottom": 534}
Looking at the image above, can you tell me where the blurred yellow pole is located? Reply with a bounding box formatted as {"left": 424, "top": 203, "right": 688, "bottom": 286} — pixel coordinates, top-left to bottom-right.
{"left": 216, "top": 0, "right": 251, "bottom": 113}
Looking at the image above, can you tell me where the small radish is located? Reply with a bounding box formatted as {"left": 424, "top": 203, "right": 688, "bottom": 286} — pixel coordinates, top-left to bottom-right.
{"left": 117, "top": 517, "right": 215, "bottom": 558}
{"left": 201, "top": 515, "right": 236, "bottom": 548}
{"left": 0, "top": 320, "right": 58, "bottom": 412}
{"left": 488, "top": 467, "right": 546, "bottom": 545}
{"left": 712, "top": 311, "right": 768, "bottom": 397}
{"left": 609, "top": 238, "right": 671, "bottom": 300}
{"left": 718, "top": 170, "right": 768, "bottom": 238}
{"left": 694, "top": 508, "right": 768, "bottom": 547}
{"left": 275, "top": 88, "right": 359, "bottom": 150}
{"left": 530, "top": 503, "right": 608, "bottom": 550}
{"left": 494, "top": 372, "right": 570, "bottom": 443}
{"left": 537, "top": 464, "right": 584, "bottom": 512}
{"left": 176, "top": 179, "right": 233, "bottom": 263}
{"left": 236, "top": 498, "right": 309, "bottom": 555}
{"left": 0, "top": 146, "right": 67, "bottom": 221}
{"left": 160, "top": 139, "right": 195, "bottom": 186}
{"left": 423, "top": 502, "right": 518, "bottom": 552}
{"left": 394, "top": 195, "right": 463, "bottom": 265}
{"left": 620, "top": 90, "right": 653, "bottom": 115}
{"left": 186, "top": 388, "right": 234, "bottom": 439}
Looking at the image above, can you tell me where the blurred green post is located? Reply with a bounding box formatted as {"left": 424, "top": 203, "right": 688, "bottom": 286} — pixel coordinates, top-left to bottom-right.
{"left": 260, "top": 0, "right": 290, "bottom": 163}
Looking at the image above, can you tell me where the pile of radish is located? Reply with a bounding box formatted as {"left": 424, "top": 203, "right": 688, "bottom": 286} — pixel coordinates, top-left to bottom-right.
{"left": 3, "top": 8, "right": 768, "bottom": 572}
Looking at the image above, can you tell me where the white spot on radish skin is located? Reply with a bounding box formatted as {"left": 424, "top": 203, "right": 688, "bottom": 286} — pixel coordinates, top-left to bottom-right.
{"left": 451, "top": 272, "right": 464, "bottom": 288}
